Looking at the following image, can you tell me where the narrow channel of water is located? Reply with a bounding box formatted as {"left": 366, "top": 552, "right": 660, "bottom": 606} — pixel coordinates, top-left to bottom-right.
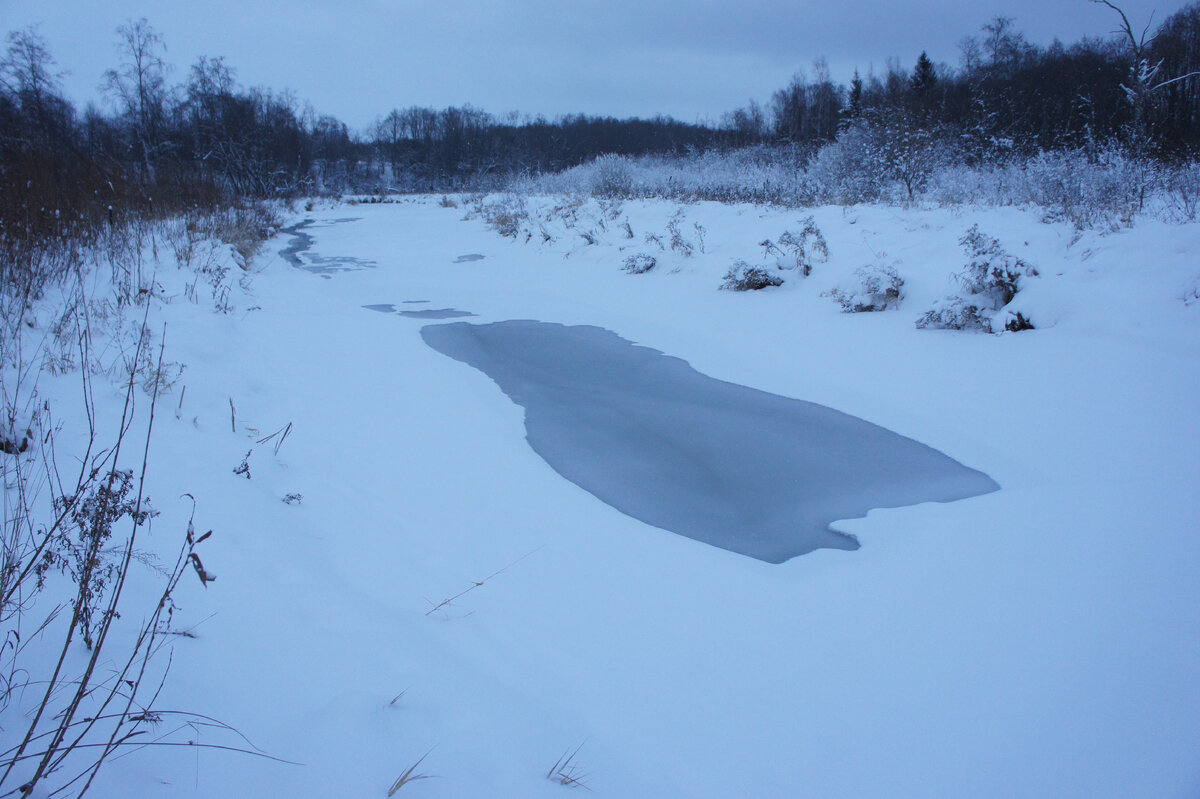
{"left": 279, "top": 218, "right": 377, "bottom": 275}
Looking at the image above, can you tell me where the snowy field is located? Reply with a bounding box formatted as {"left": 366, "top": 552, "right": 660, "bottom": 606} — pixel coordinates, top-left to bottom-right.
{"left": 24, "top": 196, "right": 1200, "bottom": 797}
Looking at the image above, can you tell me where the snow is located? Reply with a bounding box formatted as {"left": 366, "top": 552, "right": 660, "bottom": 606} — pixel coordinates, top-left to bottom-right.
{"left": 12, "top": 196, "right": 1200, "bottom": 798}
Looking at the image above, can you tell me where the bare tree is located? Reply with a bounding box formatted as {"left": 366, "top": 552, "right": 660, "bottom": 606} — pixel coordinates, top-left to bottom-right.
{"left": 101, "top": 18, "right": 172, "bottom": 177}
{"left": 1091, "top": 0, "right": 1200, "bottom": 129}
{"left": 375, "top": 109, "right": 406, "bottom": 180}
{"left": 0, "top": 27, "right": 62, "bottom": 113}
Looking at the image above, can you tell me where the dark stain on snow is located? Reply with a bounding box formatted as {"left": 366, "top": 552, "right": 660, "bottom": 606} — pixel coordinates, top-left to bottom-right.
{"left": 421, "top": 320, "right": 1000, "bottom": 563}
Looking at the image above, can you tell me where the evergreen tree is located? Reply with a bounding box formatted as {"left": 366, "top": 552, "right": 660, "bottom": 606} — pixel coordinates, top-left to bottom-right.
{"left": 847, "top": 69, "right": 864, "bottom": 119}
{"left": 911, "top": 51, "right": 937, "bottom": 96}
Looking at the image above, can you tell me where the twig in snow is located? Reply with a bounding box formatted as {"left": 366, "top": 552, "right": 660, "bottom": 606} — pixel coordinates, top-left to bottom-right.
{"left": 424, "top": 547, "right": 542, "bottom": 616}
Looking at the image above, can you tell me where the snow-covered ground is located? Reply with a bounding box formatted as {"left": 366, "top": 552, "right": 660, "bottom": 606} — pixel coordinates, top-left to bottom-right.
{"left": 20, "top": 196, "right": 1200, "bottom": 797}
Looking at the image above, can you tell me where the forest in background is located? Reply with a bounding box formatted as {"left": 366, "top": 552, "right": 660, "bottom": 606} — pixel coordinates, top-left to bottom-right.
{"left": 2, "top": 3, "right": 1199, "bottom": 258}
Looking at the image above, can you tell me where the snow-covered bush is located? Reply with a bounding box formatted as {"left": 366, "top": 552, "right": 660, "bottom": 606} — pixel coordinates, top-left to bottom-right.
{"left": 721, "top": 261, "right": 784, "bottom": 291}
{"left": 807, "top": 114, "right": 956, "bottom": 205}
{"left": 805, "top": 124, "right": 886, "bottom": 204}
{"left": 772, "top": 216, "right": 828, "bottom": 276}
{"left": 666, "top": 211, "right": 702, "bottom": 257}
{"left": 478, "top": 194, "right": 528, "bottom": 238}
{"left": 954, "top": 225, "right": 1039, "bottom": 308}
{"left": 1020, "top": 146, "right": 1153, "bottom": 230}
{"left": 622, "top": 253, "right": 656, "bottom": 274}
{"left": 915, "top": 297, "right": 994, "bottom": 331}
{"left": 824, "top": 263, "right": 905, "bottom": 312}
{"left": 917, "top": 225, "right": 1038, "bottom": 332}
{"left": 517, "top": 146, "right": 815, "bottom": 206}
{"left": 588, "top": 154, "right": 635, "bottom": 197}
{"left": 1164, "top": 162, "right": 1200, "bottom": 223}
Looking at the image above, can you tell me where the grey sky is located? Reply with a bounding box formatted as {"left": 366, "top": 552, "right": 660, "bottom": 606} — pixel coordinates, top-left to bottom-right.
{"left": 2, "top": 0, "right": 1191, "bottom": 131}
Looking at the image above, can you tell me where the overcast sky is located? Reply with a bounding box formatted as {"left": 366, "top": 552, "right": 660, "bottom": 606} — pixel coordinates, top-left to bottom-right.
{"left": 2, "top": 0, "right": 1192, "bottom": 131}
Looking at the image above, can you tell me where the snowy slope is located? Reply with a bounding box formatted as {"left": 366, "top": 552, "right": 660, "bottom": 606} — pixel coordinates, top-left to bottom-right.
{"left": 36, "top": 196, "right": 1200, "bottom": 798}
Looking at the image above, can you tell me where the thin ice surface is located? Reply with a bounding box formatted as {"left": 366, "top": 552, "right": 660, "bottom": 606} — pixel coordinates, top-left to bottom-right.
{"left": 399, "top": 308, "right": 476, "bottom": 319}
{"left": 422, "top": 320, "right": 999, "bottom": 562}
{"left": 280, "top": 218, "right": 376, "bottom": 274}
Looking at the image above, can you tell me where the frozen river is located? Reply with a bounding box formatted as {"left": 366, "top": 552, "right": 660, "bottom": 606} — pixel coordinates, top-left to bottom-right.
{"left": 422, "top": 320, "right": 999, "bottom": 562}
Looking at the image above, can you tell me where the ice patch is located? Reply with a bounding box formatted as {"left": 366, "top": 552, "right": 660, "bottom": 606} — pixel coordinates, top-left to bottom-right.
{"left": 399, "top": 308, "right": 477, "bottom": 319}
{"left": 454, "top": 253, "right": 486, "bottom": 263}
{"left": 279, "top": 218, "right": 377, "bottom": 274}
{"left": 421, "top": 320, "right": 1000, "bottom": 563}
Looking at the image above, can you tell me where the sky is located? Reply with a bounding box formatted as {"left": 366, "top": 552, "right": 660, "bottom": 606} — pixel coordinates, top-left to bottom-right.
{"left": 2, "top": 0, "right": 1193, "bottom": 131}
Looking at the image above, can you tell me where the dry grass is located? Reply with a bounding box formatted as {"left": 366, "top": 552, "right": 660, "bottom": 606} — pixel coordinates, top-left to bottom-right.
{"left": 387, "top": 749, "right": 435, "bottom": 795}
{"left": 546, "top": 743, "right": 590, "bottom": 789}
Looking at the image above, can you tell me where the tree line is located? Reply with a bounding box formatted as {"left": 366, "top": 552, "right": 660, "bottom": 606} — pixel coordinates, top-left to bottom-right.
{"left": 2, "top": 4, "right": 1198, "bottom": 251}
{"left": 732, "top": 4, "right": 1200, "bottom": 159}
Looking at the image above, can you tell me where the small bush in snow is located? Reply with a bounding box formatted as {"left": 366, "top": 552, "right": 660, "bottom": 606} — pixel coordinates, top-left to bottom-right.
{"left": 761, "top": 217, "right": 829, "bottom": 276}
{"left": 779, "top": 217, "right": 828, "bottom": 275}
{"left": 915, "top": 298, "right": 994, "bottom": 332}
{"left": 480, "top": 195, "right": 527, "bottom": 238}
{"left": 806, "top": 115, "right": 955, "bottom": 204}
{"left": 806, "top": 124, "right": 885, "bottom": 204}
{"left": 824, "top": 263, "right": 904, "bottom": 312}
{"left": 917, "top": 225, "right": 1038, "bottom": 332}
{"left": 666, "top": 212, "right": 696, "bottom": 257}
{"left": 1020, "top": 146, "right": 1150, "bottom": 230}
{"left": 622, "top": 253, "right": 656, "bottom": 274}
{"left": 954, "top": 225, "right": 1038, "bottom": 309}
{"left": 589, "top": 153, "right": 635, "bottom": 197}
{"left": 721, "top": 261, "right": 783, "bottom": 291}
{"left": 1165, "top": 162, "right": 1200, "bottom": 223}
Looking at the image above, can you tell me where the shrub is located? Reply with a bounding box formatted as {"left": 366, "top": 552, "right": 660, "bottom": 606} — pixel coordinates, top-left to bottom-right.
{"left": 721, "top": 260, "right": 783, "bottom": 291}
{"left": 479, "top": 195, "right": 527, "bottom": 238}
{"left": 666, "top": 212, "right": 695, "bottom": 257}
{"left": 1164, "top": 162, "right": 1200, "bottom": 223}
{"left": 517, "top": 146, "right": 814, "bottom": 206}
{"left": 589, "top": 153, "right": 634, "bottom": 197}
{"left": 622, "top": 253, "right": 656, "bottom": 274}
{"left": 824, "top": 263, "right": 904, "bottom": 311}
{"left": 806, "top": 114, "right": 956, "bottom": 205}
{"left": 916, "top": 298, "right": 994, "bottom": 331}
{"left": 917, "top": 225, "right": 1038, "bottom": 332}
{"left": 1020, "top": 146, "right": 1150, "bottom": 229}
{"left": 806, "top": 124, "right": 885, "bottom": 204}
{"left": 954, "top": 225, "right": 1038, "bottom": 309}
{"left": 211, "top": 202, "right": 282, "bottom": 269}
{"left": 775, "top": 216, "right": 828, "bottom": 276}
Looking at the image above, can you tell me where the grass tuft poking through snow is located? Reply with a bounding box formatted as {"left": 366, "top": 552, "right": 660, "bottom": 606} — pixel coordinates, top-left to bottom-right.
{"left": 546, "top": 743, "right": 590, "bottom": 790}
{"left": 387, "top": 748, "right": 436, "bottom": 795}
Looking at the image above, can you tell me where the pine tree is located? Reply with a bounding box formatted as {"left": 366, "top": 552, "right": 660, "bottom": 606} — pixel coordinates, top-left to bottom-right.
{"left": 910, "top": 51, "right": 937, "bottom": 96}
{"left": 848, "top": 69, "right": 864, "bottom": 119}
